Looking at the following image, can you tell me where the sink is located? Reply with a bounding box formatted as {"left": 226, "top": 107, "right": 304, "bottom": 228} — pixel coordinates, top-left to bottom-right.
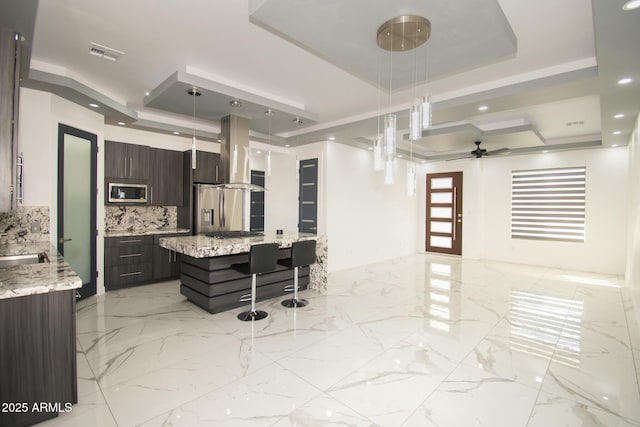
{"left": 0, "top": 253, "right": 48, "bottom": 268}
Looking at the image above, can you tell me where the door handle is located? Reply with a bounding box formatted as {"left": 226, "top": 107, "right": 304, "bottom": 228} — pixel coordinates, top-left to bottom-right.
{"left": 59, "top": 238, "right": 73, "bottom": 244}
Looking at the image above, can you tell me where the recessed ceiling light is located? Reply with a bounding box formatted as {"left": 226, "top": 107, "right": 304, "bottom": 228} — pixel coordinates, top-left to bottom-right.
{"left": 478, "top": 105, "right": 488, "bottom": 111}
{"left": 329, "top": 137, "right": 335, "bottom": 141}
{"left": 397, "top": 154, "right": 403, "bottom": 158}
{"left": 145, "top": 91, "right": 150, "bottom": 96}
{"left": 367, "top": 147, "right": 373, "bottom": 150}
{"left": 217, "top": 139, "right": 222, "bottom": 142}
{"left": 618, "top": 77, "right": 633, "bottom": 85}
{"left": 284, "top": 144, "right": 291, "bottom": 147}
{"left": 542, "top": 150, "right": 549, "bottom": 153}
{"left": 623, "top": 0, "right": 640, "bottom": 10}
{"left": 256, "top": 150, "right": 262, "bottom": 154}
{"left": 117, "top": 122, "right": 125, "bottom": 126}
{"left": 89, "top": 103, "right": 99, "bottom": 108}
{"left": 614, "top": 113, "right": 625, "bottom": 119}
{"left": 613, "top": 131, "right": 622, "bottom": 135}
{"left": 172, "top": 131, "right": 180, "bottom": 135}
{"left": 612, "top": 144, "right": 619, "bottom": 147}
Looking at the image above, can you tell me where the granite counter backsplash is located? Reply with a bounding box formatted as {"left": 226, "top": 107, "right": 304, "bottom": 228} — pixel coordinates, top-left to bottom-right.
{"left": 105, "top": 206, "right": 177, "bottom": 232}
{"left": 0, "top": 206, "right": 50, "bottom": 244}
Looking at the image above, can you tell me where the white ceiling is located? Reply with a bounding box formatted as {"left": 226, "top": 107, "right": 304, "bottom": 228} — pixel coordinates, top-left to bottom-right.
{"left": 6, "top": 0, "right": 639, "bottom": 159}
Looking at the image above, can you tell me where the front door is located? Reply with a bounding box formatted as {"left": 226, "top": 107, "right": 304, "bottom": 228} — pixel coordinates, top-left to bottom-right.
{"left": 426, "top": 172, "right": 463, "bottom": 255}
{"left": 57, "top": 124, "right": 97, "bottom": 299}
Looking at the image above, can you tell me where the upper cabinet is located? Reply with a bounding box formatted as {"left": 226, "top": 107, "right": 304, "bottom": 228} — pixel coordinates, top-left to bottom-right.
{"left": 149, "top": 148, "right": 183, "bottom": 206}
{"left": 193, "top": 151, "right": 221, "bottom": 184}
{"left": 105, "top": 140, "right": 149, "bottom": 180}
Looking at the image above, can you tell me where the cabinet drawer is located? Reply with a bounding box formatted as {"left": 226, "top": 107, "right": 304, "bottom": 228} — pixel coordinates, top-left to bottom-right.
{"left": 105, "top": 235, "right": 153, "bottom": 247}
{"left": 105, "top": 245, "right": 153, "bottom": 267}
{"left": 105, "top": 263, "right": 152, "bottom": 288}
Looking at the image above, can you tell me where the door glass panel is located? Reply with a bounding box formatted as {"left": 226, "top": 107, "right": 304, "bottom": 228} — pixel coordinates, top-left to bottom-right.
{"left": 431, "top": 192, "right": 453, "bottom": 204}
{"left": 63, "top": 134, "right": 91, "bottom": 283}
{"left": 431, "top": 221, "right": 452, "bottom": 233}
{"left": 431, "top": 207, "right": 452, "bottom": 218}
{"left": 431, "top": 177, "right": 453, "bottom": 189}
{"left": 430, "top": 236, "right": 452, "bottom": 248}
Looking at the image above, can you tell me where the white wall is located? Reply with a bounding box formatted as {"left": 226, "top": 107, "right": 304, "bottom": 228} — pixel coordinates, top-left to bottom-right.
{"left": 625, "top": 113, "right": 640, "bottom": 326}
{"left": 422, "top": 148, "right": 628, "bottom": 275}
{"left": 325, "top": 142, "right": 419, "bottom": 272}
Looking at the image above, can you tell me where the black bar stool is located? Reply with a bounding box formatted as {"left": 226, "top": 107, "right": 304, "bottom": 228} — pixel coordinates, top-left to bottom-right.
{"left": 232, "top": 243, "right": 279, "bottom": 321}
{"left": 279, "top": 239, "right": 316, "bottom": 308}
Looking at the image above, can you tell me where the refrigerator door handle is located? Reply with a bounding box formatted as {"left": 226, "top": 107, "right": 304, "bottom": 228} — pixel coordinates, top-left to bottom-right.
{"left": 219, "top": 191, "right": 224, "bottom": 228}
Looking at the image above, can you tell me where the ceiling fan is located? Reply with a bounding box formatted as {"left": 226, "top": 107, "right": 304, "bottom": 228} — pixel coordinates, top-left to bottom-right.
{"left": 447, "top": 141, "right": 510, "bottom": 160}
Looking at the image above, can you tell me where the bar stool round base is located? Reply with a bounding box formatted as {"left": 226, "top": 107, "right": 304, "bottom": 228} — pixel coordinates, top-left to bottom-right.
{"left": 281, "top": 298, "right": 309, "bottom": 308}
{"left": 237, "top": 310, "right": 269, "bottom": 321}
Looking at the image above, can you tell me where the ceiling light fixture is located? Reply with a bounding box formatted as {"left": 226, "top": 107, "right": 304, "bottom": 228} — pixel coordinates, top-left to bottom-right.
{"left": 478, "top": 105, "right": 489, "bottom": 111}
{"left": 612, "top": 144, "right": 619, "bottom": 147}
{"left": 230, "top": 99, "right": 242, "bottom": 108}
{"left": 265, "top": 109, "right": 275, "bottom": 177}
{"left": 618, "top": 77, "right": 633, "bottom": 85}
{"left": 329, "top": 137, "right": 335, "bottom": 141}
{"left": 187, "top": 87, "right": 202, "bottom": 170}
{"left": 89, "top": 103, "right": 99, "bottom": 108}
{"left": 173, "top": 131, "right": 180, "bottom": 135}
{"left": 623, "top": 0, "right": 640, "bottom": 10}
{"left": 614, "top": 113, "right": 625, "bottom": 119}
{"left": 145, "top": 91, "right": 150, "bottom": 96}
{"left": 376, "top": 15, "right": 431, "bottom": 189}
{"left": 613, "top": 131, "right": 622, "bottom": 135}
{"left": 117, "top": 122, "right": 125, "bottom": 126}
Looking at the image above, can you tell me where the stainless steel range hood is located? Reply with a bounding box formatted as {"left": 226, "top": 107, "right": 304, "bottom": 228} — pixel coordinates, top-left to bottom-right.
{"left": 216, "top": 115, "right": 264, "bottom": 191}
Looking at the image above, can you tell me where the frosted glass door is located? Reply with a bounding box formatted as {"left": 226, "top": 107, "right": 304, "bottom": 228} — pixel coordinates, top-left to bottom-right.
{"left": 58, "top": 124, "right": 97, "bottom": 298}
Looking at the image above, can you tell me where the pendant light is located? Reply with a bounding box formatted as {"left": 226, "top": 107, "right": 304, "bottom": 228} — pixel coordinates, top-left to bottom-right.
{"left": 187, "top": 88, "right": 202, "bottom": 169}
{"left": 265, "top": 109, "right": 275, "bottom": 177}
{"left": 421, "top": 95, "right": 431, "bottom": 130}
{"left": 373, "top": 137, "right": 384, "bottom": 171}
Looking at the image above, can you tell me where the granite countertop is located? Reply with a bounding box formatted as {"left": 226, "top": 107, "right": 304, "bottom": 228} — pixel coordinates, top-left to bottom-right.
{"left": 104, "top": 227, "right": 191, "bottom": 238}
{"left": 0, "top": 242, "right": 82, "bottom": 300}
{"left": 159, "top": 231, "right": 320, "bottom": 258}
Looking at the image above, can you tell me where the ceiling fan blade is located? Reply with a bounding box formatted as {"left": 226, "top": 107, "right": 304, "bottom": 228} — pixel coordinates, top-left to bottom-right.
{"left": 485, "top": 148, "right": 511, "bottom": 156}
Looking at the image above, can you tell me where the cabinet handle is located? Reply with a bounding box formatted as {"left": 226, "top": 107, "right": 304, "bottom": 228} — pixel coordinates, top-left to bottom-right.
{"left": 124, "top": 157, "right": 127, "bottom": 177}
{"left": 120, "top": 253, "right": 142, "bottom": 258}
{"left": 119, "top": 239, "right": 142, "bottom": 244}
{"left": 215, "top": 165, "right": 219, "bottom": 182}
{"left": 120, "top": 271, "right": 142, "bottom": 277}
{"left": 151, "top": 186, "right": 153, "bottom": 204}
{"left": 130, "top": 157, "right": 133, "bottom": 177}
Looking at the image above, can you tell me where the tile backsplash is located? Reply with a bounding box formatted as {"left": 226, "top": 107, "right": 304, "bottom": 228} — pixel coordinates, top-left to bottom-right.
{"left": 105, "top": 206, "right": 177, "bottom": 231}
{"left": 0, "top": 206, "right": 50, "bottom": 244}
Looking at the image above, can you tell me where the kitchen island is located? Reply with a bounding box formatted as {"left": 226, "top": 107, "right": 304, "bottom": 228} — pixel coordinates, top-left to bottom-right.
{"left": 159, "top": 232, "right": 327, "bottom": 314}
{"left": 0, "top": 242, "right": 82, "bottom": 427}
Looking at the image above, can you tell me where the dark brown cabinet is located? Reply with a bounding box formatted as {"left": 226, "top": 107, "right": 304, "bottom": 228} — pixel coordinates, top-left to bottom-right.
{"left": 0, "top": 290, "right": 77, "bottom": 427}
{"left": 193, "top": 150, "right": 221, "bottom": 184}
{"left": 105, "top": 236, "right": 153, "bottom": 290}
{"left": 149, "top": 148, "right": 184, "bottom": 206}
{"left": 105, "top": 140, "right": 149, "bottom": 180}
{"left": 152, "top": 234, "right": 183, "bottom": 281}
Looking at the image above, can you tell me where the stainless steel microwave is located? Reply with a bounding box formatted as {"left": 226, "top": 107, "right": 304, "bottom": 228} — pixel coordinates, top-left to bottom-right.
{"left": 108, "top": 183, "right": 147, "bottom": 203}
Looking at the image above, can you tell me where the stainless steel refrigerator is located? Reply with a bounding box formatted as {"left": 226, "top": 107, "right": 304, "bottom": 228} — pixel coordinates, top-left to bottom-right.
{"left": 194, "top": 184, "right": 248, "bottom": 234}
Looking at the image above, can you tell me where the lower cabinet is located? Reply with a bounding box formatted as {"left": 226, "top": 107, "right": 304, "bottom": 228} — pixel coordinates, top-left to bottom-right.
{"left": 105, "top": 236, "right": 153, "bottom": 290}
{"left": 105, "top": 234, "right": 184, "bottom": 290}
{"left": 152, "top": 234, "right": 182, "bottom": 281}
{"left": 0, "top": 290, "right": 77, "bottom": 427}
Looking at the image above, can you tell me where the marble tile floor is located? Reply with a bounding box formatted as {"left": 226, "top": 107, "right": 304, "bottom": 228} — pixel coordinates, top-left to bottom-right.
{"left": 41, "top": 253, "right": 640, "bottom": 426}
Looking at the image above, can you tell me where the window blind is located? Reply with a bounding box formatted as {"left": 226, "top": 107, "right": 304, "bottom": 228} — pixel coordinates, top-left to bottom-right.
{"left": 511, "top": 167, "right": 586, "bottom": 242}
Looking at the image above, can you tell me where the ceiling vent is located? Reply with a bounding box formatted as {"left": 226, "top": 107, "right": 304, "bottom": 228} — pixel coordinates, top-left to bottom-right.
{"left": 89, "top": 42, "right": 124, "bottom": 61}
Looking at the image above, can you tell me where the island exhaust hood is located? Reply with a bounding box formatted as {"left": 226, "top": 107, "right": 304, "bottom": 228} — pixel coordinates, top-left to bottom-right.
{"left": 215, "top": 114, "right": 264, "bottom": 191}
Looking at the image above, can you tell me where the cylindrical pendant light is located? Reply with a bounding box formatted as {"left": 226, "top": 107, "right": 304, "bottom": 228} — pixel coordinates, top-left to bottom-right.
{"left": 406, "top": 162, "right": 416, "bottom": 196}
{"left": 373, "top": 137, "right": 384, "bottom": 171}
{"left": 421, "top": 95, "right": 431, "bottom": 130}
{"left": 266, "top": 151, "right": 272, "bottom": 177}
{"left": 409, "top": 103, "right": 422, "bottom": 140}
{"left": 384, "top": 156, "right": 394, "bottom": 184}
{"left": 384, "top": 114, "right": 396, "bottom": 156}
